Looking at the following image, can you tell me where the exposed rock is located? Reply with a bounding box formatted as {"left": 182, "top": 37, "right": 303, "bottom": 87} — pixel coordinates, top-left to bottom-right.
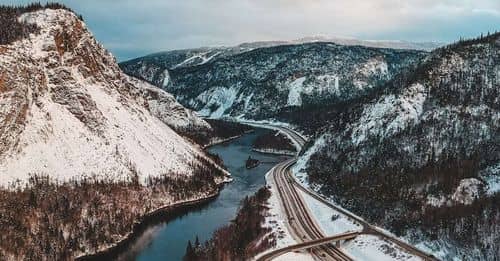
{"left": 0, "top": 9, "right": 222, "bottom": 185}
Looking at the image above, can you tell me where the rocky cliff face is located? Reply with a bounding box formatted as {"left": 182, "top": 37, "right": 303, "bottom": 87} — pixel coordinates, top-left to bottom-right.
{"left": 120, "top": 42, "right": 427, "bottom": 119}
{"left": 0, "top": 6, "right": 231, "bottom": 260}
{"left": 297, "top": 33, "right": 500, "bottom": 260}
{"left": 0, "top": 8, "right": 221, "bottom": 185}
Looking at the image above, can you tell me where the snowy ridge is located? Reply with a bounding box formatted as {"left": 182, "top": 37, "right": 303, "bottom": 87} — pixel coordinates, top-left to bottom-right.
{"left": 121, "top": 40, "right": 426, "bottom": 120}
{"left": 0, "top": 9, "right": 222, "bottom": 186}
{"left": 296, "top": 33, "right": 500, "bottom": 260}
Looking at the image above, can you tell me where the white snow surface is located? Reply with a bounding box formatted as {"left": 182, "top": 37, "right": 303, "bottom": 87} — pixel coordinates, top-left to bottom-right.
{"left": 344, "top": 234, "right": 422, "bottom": 261}
{"left": 286, "top": 75, "right": 341, "bottom": 106}
{"left": 451, "top": 178, "right": 484, "bottom": 205}
{"left": 0, "top": 9, "right": 215, "bottom": 186}
{"left": 479, "top": 163, "right": 500, "bottom": 195}
{"left": 287, "top": 77, "right": 306, "bottom": 106}
{"left": 161, "top": 69, "right": 170, "bottom": 87}
{"left": 351, "top": 83, "right": 427, "bottom": 145}
{"left": 293, "top": 134, "right": 327, "bottom": 183}
{"left": 171, "top": 50, "right": 221, "bottom": 69}
{"left": 298, "top": 189, "right": 362, "bottom": 236}
{"left": 196, "top": 86, "right": 239, "bottom": 118}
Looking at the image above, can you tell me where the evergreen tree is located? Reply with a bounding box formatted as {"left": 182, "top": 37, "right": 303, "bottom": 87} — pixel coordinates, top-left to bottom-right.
{"left": 183, "top": 240, "right": 194, "bottom": 261}
{"left": 195, "top": 235, "right": 200, "bottom": 248}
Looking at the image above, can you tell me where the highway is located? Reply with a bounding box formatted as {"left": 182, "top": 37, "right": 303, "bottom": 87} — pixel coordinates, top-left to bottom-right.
{"left": 258, "top": 232, "right": 360, "bottom": 261}
{"left": 267, "top": 158, "right": 353, "bottom": 261}
{"left": 242, "top": 120, "right": 439, "bottom": 261}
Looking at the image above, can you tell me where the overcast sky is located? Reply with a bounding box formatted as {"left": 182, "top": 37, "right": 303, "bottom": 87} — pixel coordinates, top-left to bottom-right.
{"left": 3, "top": 0, "right": 500, "bottom": 61}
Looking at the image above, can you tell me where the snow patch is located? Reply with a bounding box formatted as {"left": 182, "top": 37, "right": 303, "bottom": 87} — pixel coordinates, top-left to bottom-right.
{"left": 479, "top": 163, "right": 500, "bottom": 195}
{"left": 316, "top": 74, "right": 340, "bottom": 94}
{"left": 161, "top": 69, "right": 170, "bottom": 87}
{"left": 351, "top": 83, "right": 427, "bottom": 145}
{"left": 196, "top": 86, "right": 239, "bottom": 118}
{"left": 343, "top": 234, "right": 422, "bottom": 261}
{"left": 451, "top": 178, "right": 484, "bottom": 205}
{"left": 298, "top": 189, "right": 362, "bottom": 236}
{"left": 293, "top": 135, "right": 327, "bottom": 185}
{"left": 172, "top": 51, "right": 221, "bottom": 69}
{"left": 287, "top": 77, "right": 306, "bottom": 106}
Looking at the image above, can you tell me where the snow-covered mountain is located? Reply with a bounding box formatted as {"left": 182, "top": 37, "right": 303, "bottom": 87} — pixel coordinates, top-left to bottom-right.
{"left": 121, "top": 42, "right": 427, "bottom": 119}
{"left": 0, "top": 8, "right": 222, "bottom": 186}
{"left": 296, "top": 33, "right": 500, "bottom": 260}
{"left": 119, "top": 36, "right": 440, "bottom": 90}
{"left": 291, "top": 35, "right": 442, "bottom": 51}
{"left": 121, "top": 28, "right": 497, "bottom": 259}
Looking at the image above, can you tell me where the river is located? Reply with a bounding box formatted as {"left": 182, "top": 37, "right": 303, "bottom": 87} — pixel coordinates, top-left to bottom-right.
{"left": 117, "top": 128, "right": 289, "bottom": 261}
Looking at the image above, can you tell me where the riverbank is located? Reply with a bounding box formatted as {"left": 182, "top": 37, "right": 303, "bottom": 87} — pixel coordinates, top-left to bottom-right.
{"left": 202, "top": 129, "right": 254, "bottom": 149}
{"left": 75, "top": 152, "right": 234, "bottom": 260}
{"left": 183, "top": 187, "right": 275, "bottom": 261}
{"left": 76, "top": 187, "right": 223, "bottom": 261}
{"left": 124, "top": 128, "right": 288, "bottom": 260}
{"left": 252, "top": 148, "right": 296, "bottom": 156}
{"left": 76, "top": 121, "right": 257, "bottom": 260}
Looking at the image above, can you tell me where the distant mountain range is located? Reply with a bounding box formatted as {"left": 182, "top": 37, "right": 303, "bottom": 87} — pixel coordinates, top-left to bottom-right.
{"left": 120, "top": 41, "right": 428, "bottom": 120}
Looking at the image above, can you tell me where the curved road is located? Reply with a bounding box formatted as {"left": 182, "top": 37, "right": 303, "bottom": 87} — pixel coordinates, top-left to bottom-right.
{"left": 268, "top": 158, "right": 353, "bottom": 261}
{"left": 243, "top": 121, "right": 439, "bottom": 261}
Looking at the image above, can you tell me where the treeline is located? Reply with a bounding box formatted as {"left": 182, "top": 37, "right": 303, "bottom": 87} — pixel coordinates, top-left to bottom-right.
{"left": 178, "top": 119, "right": 253, "bottom": 146}
{"left": 184, "top": 187, "right": 275, "bottom": 261}
{"left": 0, "top": 159, "right": 223, "bottom": 260}
{"left": 252, "top": 130, "right": 295, "bottom": 152}
{"left": 309, "top": 153, "right": 485, "bottom": 224}
{"left": 438, "top": 31, "right": 500, "bottom": 52}
{"left": 0, "top": 2, "right": 81, "bottom": 45}
{"left": 308, "top": 152, "right": 500, "bottom": 258}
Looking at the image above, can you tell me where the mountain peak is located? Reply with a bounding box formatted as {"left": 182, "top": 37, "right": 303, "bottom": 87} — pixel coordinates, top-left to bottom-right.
{"left": 0, "top": 8, "right": 216, "bottom": 186}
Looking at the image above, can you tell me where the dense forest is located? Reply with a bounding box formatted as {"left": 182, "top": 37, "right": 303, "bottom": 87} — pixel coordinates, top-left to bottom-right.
{"left": 183, "top": 187, "right": 275, "bottom": 261}
{"left": 252, "top": 130, "right": 296, "bottom": 153}
{"left": 0, "top": 155, "right": 224, "bottom": 260}
{"left": 178, "top": 119, "right": 253, "bottom": 147}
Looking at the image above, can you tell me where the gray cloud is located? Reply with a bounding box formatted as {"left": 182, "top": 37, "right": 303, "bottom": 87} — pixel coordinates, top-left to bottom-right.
{"left": 2, "top": 0, "right": 499, "bottom": 61}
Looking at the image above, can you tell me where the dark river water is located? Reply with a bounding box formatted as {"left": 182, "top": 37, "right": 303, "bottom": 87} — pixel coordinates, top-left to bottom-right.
{"left": 118, "top": 128, "right": 288, "bottom": 261}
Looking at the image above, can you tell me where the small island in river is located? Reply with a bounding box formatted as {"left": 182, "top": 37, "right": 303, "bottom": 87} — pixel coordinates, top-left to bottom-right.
{"left": 245, "top": 156, "right": 260, "bottom": 169}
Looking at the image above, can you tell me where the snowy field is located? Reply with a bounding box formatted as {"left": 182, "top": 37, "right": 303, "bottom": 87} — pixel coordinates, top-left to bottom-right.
{"left": 298, "top": 189, "right": 362, "bottom": 236}
{"left": 343, "top": 235, "right": 422, "bottom": 261}
{"left": 273, "top": 251, "right": 315, "bottom": 261}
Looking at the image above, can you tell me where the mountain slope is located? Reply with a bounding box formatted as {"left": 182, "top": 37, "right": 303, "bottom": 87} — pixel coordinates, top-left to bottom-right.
{"left": 119, "top": 36, "right": 441, "bottom": 90}
{"left": 0, "top": 6, "right": 230, "bottom": 260}
{"left": 296, "top": 33, "right": 500, "bottom": 260}
{"left": 121, "top": 43, "right": 427, "bottom": 120}
{"left": 0, "top": 8, "right": 222, "bottom": 185}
